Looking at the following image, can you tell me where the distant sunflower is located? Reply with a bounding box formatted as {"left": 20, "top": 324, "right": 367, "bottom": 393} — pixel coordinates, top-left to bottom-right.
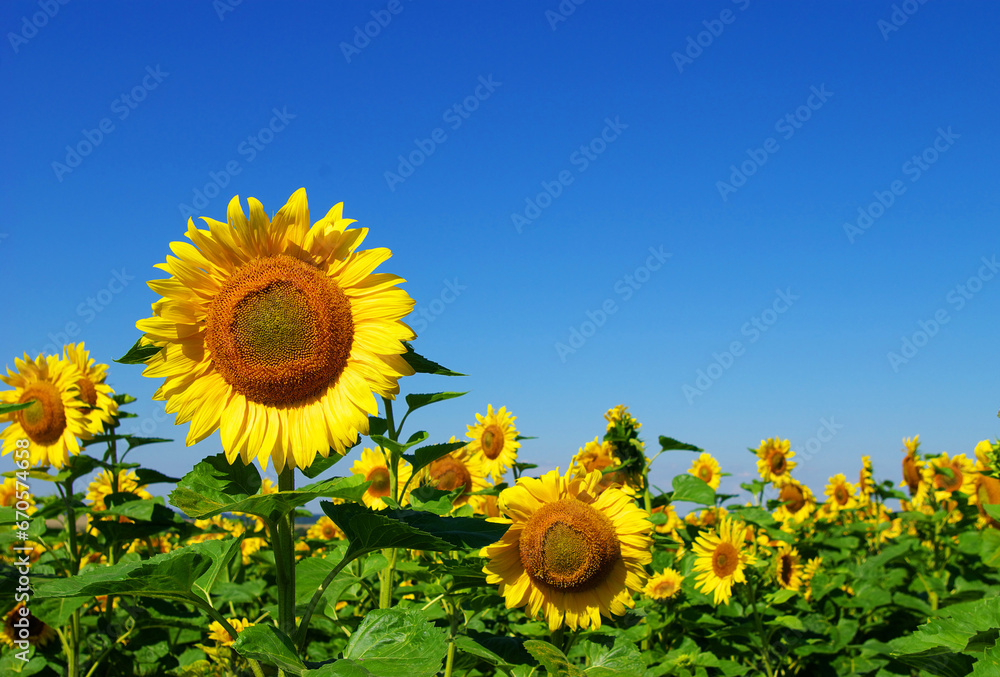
{"left": 63, "top": 342, "right": 118, "bottom": 434}
{"left": 930, "top": 452, "right": 975, "bottom": 501}
{"left": 689, "top": 453, "right": 721, "bottom": 490}
{"left": 481, "top": 469, "right": 652, "bottom": 631}
{"left": 0, "top": 353, "right": 93, "bottom": 468}
{"left": 1, "top": 603, "right": 55, "bottom": 648}
{"left": 824, "top": 474, "right": 858, "bottom": 513}
{"left": 570, "top": 437, "right": 630, "bottom": 494}
{"left": 604, "top": 405, "right": 641, "bottom": 431}
{"left": 307, "top": 515, "right": 345, "bottom": 541}
{"left": 643, "top": 568, "right": 684, "bottom": 601}
{"left": 650, "top": 503, "right": 682, "bottom": 535}
{"left": 901, "top": 435, "right": 923, "bottom": 495}
{"left": 801, "top": 556, "right": 822, "bottom": 601}
{"left": 0, "top": 476, "right": 33, "bottom": 513}
{"left": 136, "top": 189, "right": 416, "bottom": 473}
{"left": 858, "top": 455, "right": 875, "bottom": 502}
{"left": 85, "top": 469, "right": 153, "bottom": 511}
{"left": 756, "top": 438, "right": 796, "bottom": 486}
{"left": 420, "top": 437, "right": 490, "bottom": 508}
{"left": 774, "top": 543, "right": 803, "bottom": 591}
{"left": 352, "top": 448, "right": 412, "bottom": 509}
{"left": 692, "top": 516, "right": 756, "bottom": 605}
{"left": 208, "top": 617, "right": 254, "bottom": 646}
{"left": 773, "top": 479, "right": 815, "bottom": 525}
{"left": 466, "top": 405, "right": 520, "bottom": 482}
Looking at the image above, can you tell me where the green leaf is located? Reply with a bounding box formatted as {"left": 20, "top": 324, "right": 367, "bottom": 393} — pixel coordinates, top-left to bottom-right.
{"left": 342, "top": 608, "right": 448, "bottom": 677}
{"left": 583, "top": 637, "right": 644, "bottom": 677}
{"left": 232, "top": 623, "right": 307, "bottom": 676}
{"left": 133, "top": 468, "right": 181, "bottom": 485}
{"left": 890, "top": 596, "right": 1000, "bottom": 657}
{"left": 116, "top": 337, "right": 162, "bottom": 365}
{"left": 369, "top": 435, "right": 406, "bottom": 457}
{"left": 671, "top": 475, "right": 715, "bottom": 505}
{"left": 524, "top": 640, "right": 585, "bottom": 677}
{"left": 0, "top": 401, "right": 34, "bottom": 414}
{"left": 124, "top": 436, "right": 172, "bottom": 451}
{"left": 404, "top": 441, "right": 467, "bottom": 475}
{"left": 401, "top": 342, "right": 465, "bottom": 376}
{"left": 321, "top": 503, "right": 455, "bottom": 558}
{"left": 407, "top": 486, "right": 459, "bottom": 516}
{"left": 367, "top": 416, "right": 389, "bottom": 437}
{"left": 192, "top": 536, "right": 243, "bottom": 604}
{"left": 380, "top": 509, "right": 510, "bottom": 549}
{"left": 301, "top": 450, "right": 348, "bottom": 480}
{"left": 404, "top": 392, "right": 468, "bottom": 414}
{"left": 305, "top": 661, "right": 374, "bottom": 676}
{"left": 772, "top": 615, "right": 805, "bottom": 632}
{"left": 32, "top": 596, "right": 89, "bottom": 628}
{"left": 658, "top": 436, "right": 703, "bottom": 452}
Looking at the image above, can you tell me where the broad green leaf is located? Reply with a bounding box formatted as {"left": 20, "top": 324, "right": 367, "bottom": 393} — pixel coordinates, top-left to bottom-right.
{"left": 192, "top": 536, "right": 243, "bottom": 604}
{"left": 133, "top": 468, "right": 181, "bottom": 485}
{"left": 404, "top": 441, "right": 468, "bottom": 475}
{"left": 305, "top": 660, "right": 374, "bottom": 676}
{"left": 232, "top": 623, "right": 307, "bottom": 675}
{"left": 407, "top": 486, "right": 460, "bottom": 515}
{"left": 367, "top": 416, "right": 388, "bottom": 437}
{"left": 381, "top": 509, "right": 509, "bottom": 549}
{"left": 116, "top": 338, "right": 162, "bottom": 364}
{"left": 671, "top": 475, "right": 715, "bottom": 505}
{"left": 524, "top": 640, "right": 585, "bottom": 677}
{"left": 301, "top": 450, "right": 348, "bottom": 480}
{"left": 321, "top": 503, "right": 454, "bottom": 558}
{"left": 890, "top": 596, "right": 1000, "bottom": 657}
{"left": 583, "top": 637, "right": 644, "bottom": 677}
{"left": 342, "top": 609, "right": 448, "bottom": 677}
{"left": 369, "top": 434, "right": 406, "bottom": 457}
{"left": 32, "top": 595, "right": 89, "bottom": 628}
{"left": 169, "top": 454, "right": 261, "bottom": 518}
{"left": 401, "top": 343, "right": 465, "bottom": 376}
{"left": 0, "top": 401, "right": 34, "bottom": 414}
{"left": 124, "top": 436, "right": 172, "bottom": 451}
{"left": 658, "top": 436, "right": 703, "bottom": 452}
{"left": 980, "top": 528, "right": 1000, "bottom": 568}
{"left": 404, "top": 392, "right": 468, "bottom": 414}
{"left": 772, "top": 615, "right": 805, "bottom": 632}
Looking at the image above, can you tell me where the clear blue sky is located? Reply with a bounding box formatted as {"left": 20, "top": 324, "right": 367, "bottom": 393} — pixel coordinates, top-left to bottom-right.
{"left": 2, "top": 0, "right": 998, "bottom": 505}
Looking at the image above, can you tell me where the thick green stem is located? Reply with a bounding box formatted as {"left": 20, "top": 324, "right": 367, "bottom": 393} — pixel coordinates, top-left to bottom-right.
{"left": 379, "top": 397, "right": 399, "bottom": 609}
{"left": 295, "top": 551, "right": 355, "bottom": 650}
{"left": 444, "top": 600, "right": 459, "bottom": 677}
{"left": 277, "top": 466, "right": 297, "bottom": 639}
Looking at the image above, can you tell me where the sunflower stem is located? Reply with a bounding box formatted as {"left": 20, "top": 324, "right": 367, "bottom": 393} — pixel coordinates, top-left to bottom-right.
{"left": 380, "top": 397, "right": 399, "bottom": 610}
{"left": 443, "top": 599, "right": 459, "bottom": 677}
{"left": 747, "top": 579, "right": 776, "bottom": 677}
{"left": 59, "top": 477, "right": 82, "bottom": 677}
{"left": 276, "top": 466, "right": 297, "bottom": 640}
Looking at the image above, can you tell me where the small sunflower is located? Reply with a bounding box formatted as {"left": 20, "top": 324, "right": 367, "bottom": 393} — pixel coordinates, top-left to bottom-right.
{"left": 420, "top": 438, "right": 491, "bottom": 508}
{"left": 0, "top": 353, "right": 94, "bottom": 468}
{"left": 824, "top": 474, "right": 858, "bottom": 513}
{"left": 570, "top": 436, "right": 633, "bottom": 495}
{"left": 756, "top": 438, "right": 796, "bottom": 486}
{"left": 773, "top": 479, "right": 815, "bottom": 525}
{"left": 604, "top": 405, "right": 641, "bottom": 431}
{"left": 481, "top": 469, "right": 652, "bottom": 631}
{"left": 85, "top": 469, "right": 153, "bottom": 535}
{"left": 208, "top": 617, "right": 254, "bottom": 646}
{"left": 684, "top": 506, "right": 728, "bottom": 528}
{"left": 650, "top": 503, "right": 682, "bottom": 535}
{"left": 901, "top": 435, "right": 923, "bottom": 495}
{"left": 774, "top": 543, "right": 803, "bottom": 591}
{"left": 858, "top": 455, "right": 875, "bottom": 502}
{"left": 136, "top": 189, "right": 416, "bottom": 473}
{"left": 929, "top": 452, "right": 975, "bottom": 501}
{"left": 692, "top": 516, "right": 756, "bottom": 605}
{"left": 688, "top": 453, "right": 721, "bottom": 490}
{"left": 801, "top": 556, "right": 822, "bottom": 601}
{"left": 1, "top": 603, "right": 56, "bottom": 648}
{"left": 0, "top": 476, "right": 33, "bottom": 513}
{"left": 643, "top": 568, "right": 684, "bottom": 601}
{"left": 351, "top": 448, "right": 413, "bottom": 510}
{"left": 469, "top": 492, "right": 501, "bottom": 518}
{"left": 307, "top": 515, "right": 345, "bottom": 541}
{"left": 466, "top": 405, "right": 520, "bottom": 482}
{"left": 62, "top": 342, "right": 118, "bottom": 434}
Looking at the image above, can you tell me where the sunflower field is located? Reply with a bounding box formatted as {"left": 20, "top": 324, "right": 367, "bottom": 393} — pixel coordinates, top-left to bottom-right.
{"left": 3, "top": 191, "right": 1000, "bottom": 677}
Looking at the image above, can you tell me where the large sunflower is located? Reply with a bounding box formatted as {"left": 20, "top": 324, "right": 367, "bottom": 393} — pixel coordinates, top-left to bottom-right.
{"left": 136, "top": 189, "right": 415, "bottom": 473}
{"left": 756, "top": 437, "right": 796, "bottom": 486}
{"left": 0, "top": 353, "right": 93, "bottom": 468}
{"left": 689, "top": 453, "right": 721, "bottom": 490}
{"left": 63, "top": 342, "right": 118, "bottom": 434}
{"left": 466, "top": 404, "right": 520, "bottom": 482}
{"left": 481, "top": 469, "right": 652, "bottom": 631}
{"left": 692, "top": 516, "right": 755, "bottom": 605}
{"left": 351, "top": 448, "right": 413, "bottom": 509}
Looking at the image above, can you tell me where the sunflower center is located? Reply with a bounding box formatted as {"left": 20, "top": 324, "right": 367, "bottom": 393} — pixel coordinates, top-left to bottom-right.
{"left": 779, "top": 485, "right": 806, "bottom": 512}
{"left": 780, "top": 554, "right": 794, "bottom": 586}
{"left": 712, "top": 542, "right": 739, "bottom": 578}
{"left": 18, "top": 382, "right": 67, "bottom": 446}
{"left": 769, "top": 452, "right": 786, "bottom": 474}
{"left": 654, "top": 577, "right": 679, "bottom": 597}
{"left": 519, "top": 499, "right": 620, "bottom": 591}
{"left": 698, "top": 466, "right": 712, "bottom": 483}
{"left": 75, "top": 378, "right": 98, "bottom": 408}
{"left": 365, "top": 467, "right": 391, "bottom": 497}
{"left": 834, "top": 486, "right": 849, "bottom": 505}
{"left": 428, "top": 456, "right": 472, "bottom": 496}
{"left": 480, "top": 425, "right": 505, "bottom": 460}
{"left": 206, "top": 255, "right": 354, "bottom": 406}
{"left": 937, "top": 465, "right": 962, "bottom": 491}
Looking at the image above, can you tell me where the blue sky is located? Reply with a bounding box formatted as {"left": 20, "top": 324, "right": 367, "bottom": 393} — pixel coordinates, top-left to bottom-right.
{"left": 2, "top": 0, "right": 998, "bottom": 506}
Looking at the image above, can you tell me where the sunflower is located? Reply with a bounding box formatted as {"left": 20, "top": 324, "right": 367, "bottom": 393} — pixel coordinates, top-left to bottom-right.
{"left": 570, "top": 436, "right": 633, "bottom": 495}
{"left": 684, "top": 506, "right": 728, "bottom": 528}
{"left": 929, "top": 452, "right": 975, "bottom": 501}
{"left": 481, "top": 469, "right": 652, "bottom": 631}
{"left": 643, "top": 568, "right": 684, "bottom": 601}
{"left": 62, "top": 342, "right": 118, "bottom": 434}
{"left": 127, "top": 535, "right": 176, "bottom": 556}
{"left": 858, "top": 455, "right": 875, "bottom": 502}
{"left": 0, "top": 476, "right": 33, "bottom": 513}
{"left": 604, "top": 405, "right": 641, "bottom": 432}
{"left": 241, "top": 537, "right": 267, "bottom": 564}
{"left": 824, "top": 474, "right": 858, "bottom": 513}
{"left": 0, "top": 353, "right": 94, "bottom": 468}
{"left": 208, "top": 617, "right": 254, "bottom": 646}
{"left": 420, "top": 438, "right": 491, "bottom": 508}
{"left": 352, "top": 448, "right": 413, "bottom": 510}
{"left": 469, "top": 492, "right": 501, "bottom": 518}
{"left": 772, "top": 479, "right": 815, "bottom": 525}
{"left": 306, "top": 515, "right": 345, "bottom": 541}
{"left": 756, "top": 438, "right": 796, "bottom": 486}
{"left": 801, "top": 556, "right": 822, "bottom": 601}
{"left": 0, "top": 603, "right": 56, "bottom": 649}
{"left": 136, "top": 189, "right": 416, "bottom": 473}
{"left": 466, "top": 405, "right": 520, "bottom": 482}
{"left": 688, "top": 453, "right": 721, "bottom": 490}
{"left": 972, "top": 442, "right": 1000, "bottom": 528}
{"left": 650, "top": 503, "right": 682, "bottom": 535}
{"left": 692, "top": 516, "right": 756, "bottom": 605}
{"left": 85, "top": 469, "right": 153, "bottom": 511}
{"left": 901, "top": 435, "right": 923, "bottom": 495}
{"left": 774, "top": 543, "right": 803, "bottom": 591}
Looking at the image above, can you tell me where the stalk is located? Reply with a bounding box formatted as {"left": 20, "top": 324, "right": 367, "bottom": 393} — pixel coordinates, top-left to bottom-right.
{"left": 276, "top": 466, "right": 297, "bottom": 638}
{"left": 379, "top": 397, "right": 399, "bottom": 609}
{"left": 60, "top": 478, "right": 81, "bottom": 677}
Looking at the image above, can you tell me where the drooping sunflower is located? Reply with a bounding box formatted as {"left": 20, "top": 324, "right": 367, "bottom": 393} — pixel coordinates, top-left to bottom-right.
{"left": 643, "top": 568, "right": 684, "bottom": 601}
{"left": 0, "top": 603, "right": 56, "bottom": 649}
{"left": 688, "top": 453, "right": 721, "bottom": 490}
{"left": 420, "top": 437, "right": 491, "bottom": 508}
{"left": 801, "top": 556, "right": 822, "bottom": 601}
{"left": 692, "top": 515, "right": 756, "bottom": 605}
{"left": 466, "top": 405, "right": 520, "bottom": 482}
{"left": 62, "top": 342, "right": 118, "bottom": 434}
{"left": 858, "top": 455, "right": 875, "bottom": 502}
{"left": 824, "top": 474, "right": 858, "bottom": 513}
{"left": 570, "top": 436, "right": 632, "bottom": 494}
{"left": 929, "top": 452, "right": 975, "bottom": 501}
{"left": 756, "top": 437, "right": 796, "bottom": 486}
{"left": 0, "top": 353, "right": 93, "bottom": 468}
{"left": 901, "top": 435, "right": 923, "bottom": 494}
{"left": 351, "top": 448, "right": 413, "bottom": 510}
{"left": 774, "top": 543, "right": 803, "bottom": 591}
{"left": 650, "top": 503, "right": 682, "bottom": 535}
{"left": 208, "top": 618, "right": 254, "bottom": 647}
{"left": 772, "top": 478, "right": 815, "bottom": 525}
{"left": 136, "top": 189, "right": 416, "bottom": 473}
{"left": 481, "top": 469, "right": 652, "bottom": 631}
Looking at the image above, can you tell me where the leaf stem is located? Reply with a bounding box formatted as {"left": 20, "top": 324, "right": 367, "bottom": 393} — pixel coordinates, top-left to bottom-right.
{"left": 295, "top": 550, "right": 355, "bottom": 650}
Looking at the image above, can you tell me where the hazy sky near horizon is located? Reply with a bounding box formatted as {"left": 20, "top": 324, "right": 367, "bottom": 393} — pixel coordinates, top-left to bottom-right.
{"left": 1, "top": 0, "right": 998, "bottom": 505}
